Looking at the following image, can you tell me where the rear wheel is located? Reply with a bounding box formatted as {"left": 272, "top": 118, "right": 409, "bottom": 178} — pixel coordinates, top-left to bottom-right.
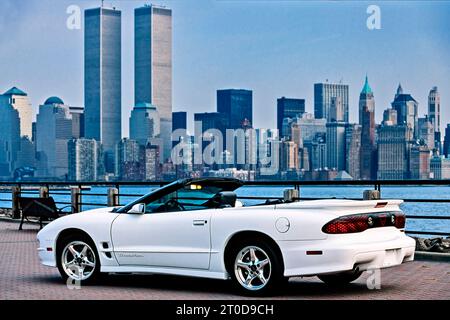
{"left": 318, "top": 270, "right": 363, "bottom": 286}
{"left": 56, "top": 234, "right": 101, "bottom": 285}
{"left": 228, "top": 240, "right": 284, "bottom": 296}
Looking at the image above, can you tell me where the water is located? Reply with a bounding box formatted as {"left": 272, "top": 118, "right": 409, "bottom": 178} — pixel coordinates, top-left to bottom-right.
{"left": 1, "top": 185, "right": 449, "bottom": 235}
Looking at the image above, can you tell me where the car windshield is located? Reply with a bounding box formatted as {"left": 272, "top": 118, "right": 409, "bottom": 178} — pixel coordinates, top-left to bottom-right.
{"left": 145, "top": 185, "right": 222, "bottom": 213}
{"left": 116, "top": 178, "right": 242, "bottom": 214}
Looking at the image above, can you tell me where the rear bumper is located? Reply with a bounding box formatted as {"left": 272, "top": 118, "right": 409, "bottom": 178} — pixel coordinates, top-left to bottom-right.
{"left": 279, "top": 229, "right": 415, "bottom": 277}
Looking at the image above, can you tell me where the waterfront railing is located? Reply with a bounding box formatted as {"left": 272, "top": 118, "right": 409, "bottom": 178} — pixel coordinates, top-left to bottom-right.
{"left": 0, "top": 180, "right": 449, "bottom": 237}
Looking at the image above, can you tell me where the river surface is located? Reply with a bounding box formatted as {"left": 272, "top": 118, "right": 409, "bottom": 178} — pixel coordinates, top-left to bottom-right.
{"left": 1, "top": 185, "right": 449, "bottom": 235}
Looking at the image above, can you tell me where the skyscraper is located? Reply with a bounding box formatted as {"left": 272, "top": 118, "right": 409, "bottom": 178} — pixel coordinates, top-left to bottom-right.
{"left": 359, "top": 77, "right": 376, "bottom": 180}
{"left": 0, "top": 87, "right": 32, "bottom": 138}
{"left": 377, "top": 124, "right": 412, "bottom": 180}
{"left": 443, "top": 124, "right": 450, "bottom": 158}
{"left": 194, "top": 112, "right": 228, "bottom": 154}
{"left": 35, "top": 97, "right": 73, "bottom": 178}
{"left": 428, "top": 86, "right": 441, "bottom": 150}
{"left": 217, "top": 89, "right": 253, "bottom": 129}
{"left": 430, "top": 155, "right": 450, "bottom": 179}
{"left": 143, "top": 143, "right": 160, "bottom": 180}
{"left": 345, "top": 124, "right": 362, "bottom": 180}
{"left": 409, "top": 144, "right": 430, "bottom": 180}
{"left": 135, "top": 5, "right": 172, "bottom": 161}
{"left": 129, "top": 103, "right": 160, "bottom": 146}
{"left": 0, "top": 87, "right": 33, "bottom": 176}
{"left": 286, "top": 113, "right": 327, "bottom": 143}
{"left": 84, "top": 7, "right": 122, "bottom": 173}
{"left": 383, "top": 108, "right": 397, "bottom": 125}
{"left": 68, "top": 138, "right": 101, "bottom": 181}
{"left": 359, "top": 76, "right": 375, "bottom": 125}
{"left": 172, "top": 111, "right": 187, "bottom": 132}
{"left": 391, "top": 84, "right": 418, "bottom": 138}
{"left": 280, "top": 140, "right": 299, "bottom": 173}
{"left": 329, "top": 96, "right": 344, "bottom": 122}
{"left": 277, "top": 97, "right": 305, "bottom": 136}
{"left": 69, "top": 105, "right": 85, "bottom": 139}
{"left": 326, "top": 122, "right": 347, "bottom": 171}
{"left": 115, "top": 138, "right": 141, "bottom": 180}
{"left": 172, "top": 111, "right": 187, "bottom": 148}
{"left": 418, "top": 116, "right": 434, "bottom": 150}
{"left": 314, "top": 82, "right": 349, "bottom": 123}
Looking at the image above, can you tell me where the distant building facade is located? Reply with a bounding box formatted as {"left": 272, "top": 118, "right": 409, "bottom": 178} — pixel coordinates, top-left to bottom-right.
{"left": 35, "top": 97, "right": 73, "bottom": 178}
{"left": 329, "top": 96, "right": 344, "bottom": 122}
{"left": 84, "top": 7, "right": 122, "bottom": 172}
{"left": 418, "top": 116, "right": 434, "bottom": 150}
{"left": 130, "top": 103, "right": 160, "bottom": 146}
{"left": 430, "top": 156, "right": 450, "bottom": 180}
{"left": 68, "top": 138, "right": 102, "bottom": 181}
{"left": 377, "top": 124, "right": 412, "bottom": 180}
{"left": 326, "top": 122, "right": 347, "bottom": 171}
{"left": 383, "top": 108, "right": 397, "bottom": 126}
{"left": 444, "top": 124, "right": 450, "bottom": 158}
{"left": 135, "top": 5, "right": 172, "bottom": 161}
{"left": 428, "top": 86, "right": 441, "bottom": 150}
{"left": 314, "top": 82, "right": 349, "bottom": 123}
{"left": 172, "top": 111, "right": 187, "bottom": 132}
{"left": 345, "top": 124, "right": 362, "bottom": 180}
{"left": 115, "top": 138, "right": 141, "bottom": 180}
{"left": 0, "top": 87, "right": 32, "bottom": 138}
{"left": 409, "top": 144, "right": 430, "bottom": 180}
{"left": 360, "top": 77, "right": 376, "bottom": 180}
{"left": 217, "top": 89, "right": 253, "bottom": 129}
{"left": 277, "top": 97, "right": 305, "bottom": 136}
{"left": 391, "top": 84, "right": 418, "bottom": 138}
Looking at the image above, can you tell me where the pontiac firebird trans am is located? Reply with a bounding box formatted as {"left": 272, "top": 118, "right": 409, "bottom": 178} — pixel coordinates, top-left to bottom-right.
{"left": 37, "top": 178, "right": 415, "bottom": 295}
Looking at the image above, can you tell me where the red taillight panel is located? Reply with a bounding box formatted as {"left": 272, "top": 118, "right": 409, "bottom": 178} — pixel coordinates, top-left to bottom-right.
{"left": 322, "top": 211, "right": 405, "bottom": 234}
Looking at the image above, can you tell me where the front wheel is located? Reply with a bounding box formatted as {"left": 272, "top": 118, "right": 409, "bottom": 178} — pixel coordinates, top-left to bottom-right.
{"left": 318, "top": 270, "right": 363, "bottom": 286}
{"left": 229, "top": 240, "right": 284, "bottom": 296}
{"left": 57, "top": 234, "right": 101, "bottom": 285}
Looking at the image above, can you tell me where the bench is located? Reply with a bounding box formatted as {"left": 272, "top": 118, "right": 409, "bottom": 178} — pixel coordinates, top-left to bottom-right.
{"left": 17, "top": 197, "right": 74, "bottom": 230}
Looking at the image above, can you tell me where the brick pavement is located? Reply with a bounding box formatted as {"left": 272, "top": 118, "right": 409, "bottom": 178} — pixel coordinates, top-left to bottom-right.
{"left": 1, "top": 219, "right": 449, "bottom": 300}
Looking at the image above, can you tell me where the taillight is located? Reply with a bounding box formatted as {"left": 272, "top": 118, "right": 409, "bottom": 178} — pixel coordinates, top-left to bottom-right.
{"left": 322, "top": 212, "right": 406, "bottom": 234}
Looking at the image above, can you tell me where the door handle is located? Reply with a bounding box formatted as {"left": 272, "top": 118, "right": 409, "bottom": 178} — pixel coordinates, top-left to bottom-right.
{"left": 193, "top": 219, "right": 207, "bottom": 226}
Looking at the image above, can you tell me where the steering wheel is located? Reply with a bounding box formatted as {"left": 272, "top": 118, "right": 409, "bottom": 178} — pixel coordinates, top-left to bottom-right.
{"left": 164, "top": 199, "right": 186, "bottom": 211}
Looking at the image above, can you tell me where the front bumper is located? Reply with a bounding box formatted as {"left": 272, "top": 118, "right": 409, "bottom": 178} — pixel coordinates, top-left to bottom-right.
{"left": 279, "top": 228, "right": 415, "bottom": 277}
{"left": 37, "top": 238, "right": 57, "bottom": 267}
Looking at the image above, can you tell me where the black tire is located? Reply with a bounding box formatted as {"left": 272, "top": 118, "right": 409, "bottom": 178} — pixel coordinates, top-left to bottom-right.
{"left": 318, "top": 270, "right": 363, "bottom": 286}
{"left": 227, "top": 239, "right": 284, "bottom": 296}
{"left": 56, "top": 233, "right": 102, "bottom": 285}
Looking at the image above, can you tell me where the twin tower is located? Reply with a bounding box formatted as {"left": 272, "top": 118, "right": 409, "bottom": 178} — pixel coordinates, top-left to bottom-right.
{"left": 84, "top": 5, "right": 172, "bottom": 172}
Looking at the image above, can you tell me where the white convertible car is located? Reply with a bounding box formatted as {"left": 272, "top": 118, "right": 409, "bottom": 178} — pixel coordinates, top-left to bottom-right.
{"left": 37, "top": 178, "right": 415, "bottom": 295}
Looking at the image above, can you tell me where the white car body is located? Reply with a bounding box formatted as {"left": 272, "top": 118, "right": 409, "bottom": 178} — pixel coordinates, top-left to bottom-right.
{"left": 37, "top": 196, "right": 415, "bottom": 281}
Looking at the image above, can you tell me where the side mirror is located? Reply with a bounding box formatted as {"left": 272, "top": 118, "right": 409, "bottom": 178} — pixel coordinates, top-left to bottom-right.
{"left": 128, "top": 203, "right": 145, "bottom": 214}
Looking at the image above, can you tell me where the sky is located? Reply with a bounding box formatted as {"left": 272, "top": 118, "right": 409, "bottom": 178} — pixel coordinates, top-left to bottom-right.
{"left": 0, "top": 0, "right": 449, "bottom": 136}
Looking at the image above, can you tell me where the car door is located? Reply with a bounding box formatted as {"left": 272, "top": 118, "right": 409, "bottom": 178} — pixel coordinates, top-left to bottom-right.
{"left": 111, "top": 209, "right": 212, "bottom": 270}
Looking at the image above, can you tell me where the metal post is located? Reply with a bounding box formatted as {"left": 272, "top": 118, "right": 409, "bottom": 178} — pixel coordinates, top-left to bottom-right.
{"left": 363, "top": 190, "right": 380, "bottom": 200}
{"left": 39, "top": 186, "right": 49, "bottom": 198}
{"left": 283, "top": 189, "right": 299, "bottom": 202}
{"left": 108, "top": 187, "right": 119, "bottom": 207}
{"left": 71, "top": 187, "right": 81, "bottom": 213}
{"left": 11, "top": 186, "right": 21, "bottom": 219}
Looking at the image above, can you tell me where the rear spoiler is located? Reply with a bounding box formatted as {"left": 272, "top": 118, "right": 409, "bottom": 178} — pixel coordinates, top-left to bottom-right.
{"left": 281, "top": 199, "right": 403, "bottom": 210}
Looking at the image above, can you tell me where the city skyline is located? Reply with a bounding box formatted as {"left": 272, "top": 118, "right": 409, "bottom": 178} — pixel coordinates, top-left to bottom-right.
{"left": 0, "top": 0, "right": 449, "bottom": 135}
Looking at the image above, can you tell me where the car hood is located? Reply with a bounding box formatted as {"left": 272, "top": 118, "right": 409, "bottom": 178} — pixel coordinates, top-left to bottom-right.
{"left": 37, "top": 207, "right": 120, "bottom": 240}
